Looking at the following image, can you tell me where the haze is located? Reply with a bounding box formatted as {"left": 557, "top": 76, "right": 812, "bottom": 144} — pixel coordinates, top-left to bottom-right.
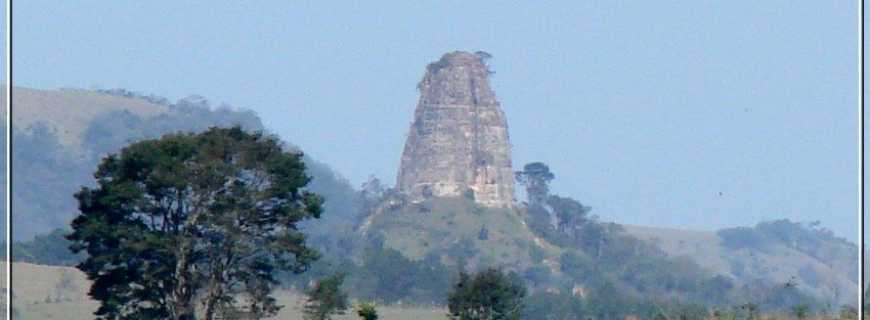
{"left": 9, "top": 1, "right": 861, "bottom": 241}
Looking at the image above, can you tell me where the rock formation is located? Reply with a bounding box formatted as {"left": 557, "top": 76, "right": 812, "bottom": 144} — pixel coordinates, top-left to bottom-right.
{"left": 396, "top": 51, "right": 516, "bottom": 207}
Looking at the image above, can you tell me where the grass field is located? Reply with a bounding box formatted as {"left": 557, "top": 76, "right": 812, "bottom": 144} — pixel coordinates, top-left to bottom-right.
{"left": 11, "top": 262, "right": 446, "bottom": 320}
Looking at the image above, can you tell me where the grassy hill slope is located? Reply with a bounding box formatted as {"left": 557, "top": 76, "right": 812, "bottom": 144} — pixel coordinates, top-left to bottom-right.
{"left": 366, "top": 197, "right": 558, "bottom": 269}
{"left": 10, "top": 87, "right": 169, "bottom": 148}
{"left": 623, "top": 225, "right": 857, "bottom": 306}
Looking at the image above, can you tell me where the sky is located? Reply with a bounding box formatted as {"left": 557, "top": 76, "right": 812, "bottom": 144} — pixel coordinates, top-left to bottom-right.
{"left": 9, "top": 1, "right": 862, "bottom": 241}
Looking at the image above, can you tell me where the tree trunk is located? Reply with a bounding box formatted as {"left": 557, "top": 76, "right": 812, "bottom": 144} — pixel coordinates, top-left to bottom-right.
{"left": 203, "top": 276, "right": 222, "bottom": 320}
{"left": 170, "top": 239, "right": 196, "bottom": 320}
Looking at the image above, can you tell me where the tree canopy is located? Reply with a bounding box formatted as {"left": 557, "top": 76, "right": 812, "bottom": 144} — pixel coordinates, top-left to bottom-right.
{"left": 515, "top": 162, "right": 555, "bottom": 207}
{"left": 67, "top": 126, "right": 324, "bottom": 320}
{"left": 447, "top": 268, "right": 527, "bottom": 320}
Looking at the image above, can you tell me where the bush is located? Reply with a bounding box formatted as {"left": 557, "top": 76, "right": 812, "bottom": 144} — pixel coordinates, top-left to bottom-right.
{"left": 447, "top": 268, "right": 526, "bottom": 320}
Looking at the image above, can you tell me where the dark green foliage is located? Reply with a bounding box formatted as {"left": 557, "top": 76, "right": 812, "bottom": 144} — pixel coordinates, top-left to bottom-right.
{"left": 12, "top": 228, "right": 83, "bottom": 266}
{"left": 13, "top": 92, "right": 267, "bottom": 241}
{"left": 303, "top": 273, "right": 349, "bottom": 320}
{"left": 280, "top": 239, "right": 455, "bottom": 306}
{"left": 354, "top": 243, "right": 453, "bottom": 304}
{"left": 517, "top": 164, "right": 800, "bottom": 311}
{"left": 447, "top": 268, "right": 526, "bottom": 320}
{"left": 515, "top": 162, "right": 555, "bottom": 207}
{"left": 355, "top": 302, "right": 378, "bottom": 320}
{"left": 15, "top": 89, "right": 362, "bottom": 256}
{"left": 67, "top": 127, "right": 323, "bottom": 320}
{"left": 548, "top": 195, "right": 591, "bottom": 233}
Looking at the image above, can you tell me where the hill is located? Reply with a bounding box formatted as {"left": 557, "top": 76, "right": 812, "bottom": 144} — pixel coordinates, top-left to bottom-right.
{"left": 624, "top": 223, "right": 858, "bottom": 307}
{"left": 360, "top": 194, "right": 822, "bottom": 311}
{"left": 10, "top": 87, "right": 169, "bottom": 148}
{"left": 364, "top": 197, "right": 554, "bottom": 268}
{"left": 8, "top": 86, "right": 358, "bottom": 241}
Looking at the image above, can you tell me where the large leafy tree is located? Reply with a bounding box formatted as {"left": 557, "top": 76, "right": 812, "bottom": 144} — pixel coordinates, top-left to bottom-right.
{"left": 447, "top": 268, "right": 527, "bottom": 320}
{"left": 67, "top": 126, "right": 323, "bottom": 320}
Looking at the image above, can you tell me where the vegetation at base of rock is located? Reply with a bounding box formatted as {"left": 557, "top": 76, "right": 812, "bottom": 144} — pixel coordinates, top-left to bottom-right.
{"left": 447, "top": 268, "right": 526, "bottom": 320}
{"left": 67, "top": 127, "right": 324, "bottom": 320}
{"left": 303, "top": 273, "right": 350, "bottom": 320}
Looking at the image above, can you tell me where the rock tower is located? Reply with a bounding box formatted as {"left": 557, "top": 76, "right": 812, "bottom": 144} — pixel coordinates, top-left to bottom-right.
{"left": 396, "top": 51, "right": 516, "bottom": 207}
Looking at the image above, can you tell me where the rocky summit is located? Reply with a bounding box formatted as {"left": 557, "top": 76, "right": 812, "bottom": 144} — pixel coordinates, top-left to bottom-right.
{"left": 396, "top": 51, "right": 516, "bottom": 207}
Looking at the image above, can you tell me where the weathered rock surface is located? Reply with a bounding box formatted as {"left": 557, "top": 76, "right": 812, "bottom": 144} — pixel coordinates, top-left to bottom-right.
{"left": 396, "top": 51, "right": 516, "bottom": 207}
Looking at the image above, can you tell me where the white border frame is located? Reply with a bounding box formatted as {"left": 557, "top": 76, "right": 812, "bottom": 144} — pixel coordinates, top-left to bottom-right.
{"left": 0, "top": 1, "right": 865, "bottom": 319}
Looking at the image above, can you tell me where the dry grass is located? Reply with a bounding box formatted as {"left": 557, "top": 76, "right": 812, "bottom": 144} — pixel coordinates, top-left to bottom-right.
{"left": 11, "top": 262, "right": 445, "bottom": 320}
{"left": 7, "top": 87, "right": 168, "bottom": 148}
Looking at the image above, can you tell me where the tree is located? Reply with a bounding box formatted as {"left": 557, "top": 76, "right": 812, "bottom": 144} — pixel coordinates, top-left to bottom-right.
{"left": 67, "top": 127, "right": 323, "bottom": 320}
{"left": 356, "top": 302, "right": 379, "bottom": 320}
{"left": 547, "top": 195, "right": 590, "bottom": 233}
{"left": 304, "top": 273, "right": 350, "bottom": 320}
{"left": 515, "top": 162, "right": 554, "bottom": 207}
{"left": 357, "top": 175, "right": 386, "bottom": 215}
{"left": 447, "top": 268, "right": 527, "bottom": 320}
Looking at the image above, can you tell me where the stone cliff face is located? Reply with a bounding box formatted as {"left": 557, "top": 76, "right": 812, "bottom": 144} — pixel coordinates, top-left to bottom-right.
{"left": 396, "top": 51, "right": 516, "bottom": 207}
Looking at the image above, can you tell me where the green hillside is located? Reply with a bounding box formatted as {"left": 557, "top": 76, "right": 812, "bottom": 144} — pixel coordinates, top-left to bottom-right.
{"left": 366, "top": 197, "right": 556, "bottom": 268}
{"left": 624, "top": 223, "right": 858, "bottom": 307}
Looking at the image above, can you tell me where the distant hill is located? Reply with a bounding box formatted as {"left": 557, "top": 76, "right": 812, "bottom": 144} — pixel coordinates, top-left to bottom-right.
{"left": 10, "top": 87, "right": 169, "bottom": 148}
{"left": 8, "top": 86, "right": 359, "bottom": 241}
{"left": 624, "top": 223, "right": 858, "bottom": 307}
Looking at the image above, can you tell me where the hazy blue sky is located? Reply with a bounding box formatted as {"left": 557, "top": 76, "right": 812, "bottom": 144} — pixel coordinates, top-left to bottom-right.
{"left": 10, "top": 1, "right": 861, "bottom": 241}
